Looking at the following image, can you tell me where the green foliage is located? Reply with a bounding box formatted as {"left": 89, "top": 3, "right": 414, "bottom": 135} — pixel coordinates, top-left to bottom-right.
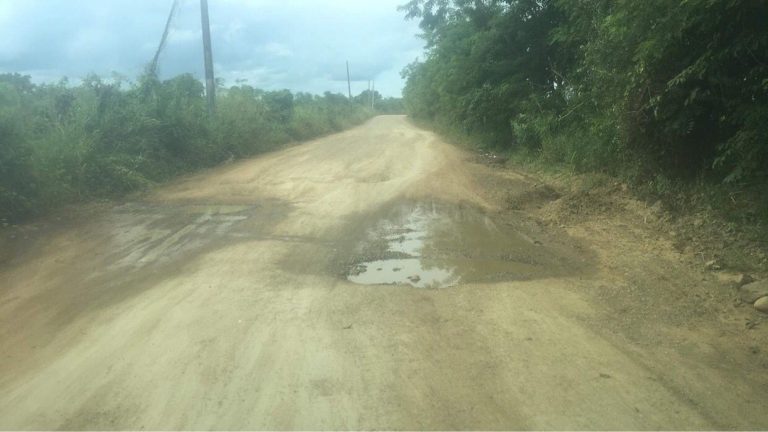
{"left": 263, "top": 89, "right": 295, "bottom": 124}
{"left": 0, "top": 84, "right": 36, "bottom": 221}
{"left": 375, "top": 97, "right": 406, "bottom": 114}
{"left": 289, "top": 92, "right": 373, "bottom": 140}
{"left": 0, "top": 72, "right": 372, "bottom": 223}
{"left": 353, "top": 89, "right": 405, "bottom": 114}
{"left": 401, "top": 0, "right": 768, "bottom": 188}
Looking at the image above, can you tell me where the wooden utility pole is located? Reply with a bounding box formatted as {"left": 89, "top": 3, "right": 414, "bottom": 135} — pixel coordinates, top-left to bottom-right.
{"left": 201, "top": 0, "right": 216, "bottom": 113}
{"left": 346, "top": 61, "right": 352, "bottom": 100}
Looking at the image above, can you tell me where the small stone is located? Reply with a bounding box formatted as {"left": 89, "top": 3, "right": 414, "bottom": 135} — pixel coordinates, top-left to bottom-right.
{"left": 704, "top": 260, "right": 720, "bottom": 271}
{"left": 739, "top": 280, "right": 768, "bottom": 304}
{"left": 754, "top": 296, "right": 768, "bottom": 314}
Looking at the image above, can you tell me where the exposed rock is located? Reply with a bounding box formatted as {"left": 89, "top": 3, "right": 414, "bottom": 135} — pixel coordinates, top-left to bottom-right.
{"left": 739, "top": 280, "right": 768, "bottom": 304}
{"left": 754, "top": 296, "right": 768, "bottom": 314}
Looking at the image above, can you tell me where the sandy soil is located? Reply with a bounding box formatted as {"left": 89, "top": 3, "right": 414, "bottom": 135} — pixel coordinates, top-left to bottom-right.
{"left": 0, "top": 116, "right": 766, "bottom": 430}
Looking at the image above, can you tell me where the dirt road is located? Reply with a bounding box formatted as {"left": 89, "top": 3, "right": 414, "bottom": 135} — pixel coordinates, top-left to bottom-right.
{"left": 1, "top": 116, "right": 767, "bottom": 429}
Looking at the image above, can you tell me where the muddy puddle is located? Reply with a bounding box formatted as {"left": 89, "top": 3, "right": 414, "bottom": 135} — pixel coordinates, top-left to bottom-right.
{"left": 344, "top": 201, "right": 589, "bottom": 288}
{"left": 104, "top": 201, "right": 292, "bottom": 271}
{"left": 348, "top": 205, "right": 460, "bottom": 288}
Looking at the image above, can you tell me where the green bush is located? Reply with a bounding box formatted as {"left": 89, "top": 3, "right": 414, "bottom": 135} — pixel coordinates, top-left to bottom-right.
{"left": 401, "top": 0, "right": 768, "bottom": 191}
{"left": 0, "top": 72, "right": 373, "bottom": 223}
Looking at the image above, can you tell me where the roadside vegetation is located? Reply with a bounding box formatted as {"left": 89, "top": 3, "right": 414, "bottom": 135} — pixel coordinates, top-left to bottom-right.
{"left": 400, "top": 0, "right": 768, "bottom": 269}
{"left": 352, "top": 90, "right": 406, "bottom": 114}
{"left": 0, "top": 71, "right": 383, "bottom": 223}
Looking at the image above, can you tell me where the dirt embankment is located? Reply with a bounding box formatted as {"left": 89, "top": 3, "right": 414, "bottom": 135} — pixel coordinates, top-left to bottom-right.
{"left": 0, "top": 116, "right": 766, "bottom": 430}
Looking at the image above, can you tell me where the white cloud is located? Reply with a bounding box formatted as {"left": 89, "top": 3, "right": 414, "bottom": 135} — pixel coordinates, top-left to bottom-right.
{"left": 65, "top": 28, "right": 109, "bottom": 58}
{"left": 223, "top": 21, "right": 245, "bottom": 43}
{"left": 261, "top": 42, "right": 293, "bottom": 58}
{"left": 0, "top": 1, "right": 14, "bottom": 24}
{"left": 0, "top": 2, "right": 31, "bottom": 62}
{"left": 0, "top": 0, "right": 424, "bottom": 96}
{"left": 168, "top": 29, "right": 200, "bottom": 45}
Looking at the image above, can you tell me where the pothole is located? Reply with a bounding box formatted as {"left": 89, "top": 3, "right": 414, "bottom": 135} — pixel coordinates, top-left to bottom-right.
{"left": 347, "top": 205, "right": 459, "bottom": 288}
{"left": 343, "top": 201, "right": 590, "bottom": 289}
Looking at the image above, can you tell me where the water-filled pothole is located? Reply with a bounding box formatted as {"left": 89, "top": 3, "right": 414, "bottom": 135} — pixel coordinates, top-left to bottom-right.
{"left": 347, "top": 205, "right": 459, "bottom": 288}
{"left": 343, "top": 201, "right": 589, "bottom": 289}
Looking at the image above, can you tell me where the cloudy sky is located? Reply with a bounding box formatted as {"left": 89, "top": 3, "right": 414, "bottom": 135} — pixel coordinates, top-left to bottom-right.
{"left": 0, "top": 0, "right": 425, "bottom": 96}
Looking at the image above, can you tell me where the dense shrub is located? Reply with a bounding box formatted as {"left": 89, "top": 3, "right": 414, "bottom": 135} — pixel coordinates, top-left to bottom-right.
{"left": 0, "top": 72, "right": 374, "bottom": 223}
{"left": 400, "top": 0, "right": 768, "bottom": 186}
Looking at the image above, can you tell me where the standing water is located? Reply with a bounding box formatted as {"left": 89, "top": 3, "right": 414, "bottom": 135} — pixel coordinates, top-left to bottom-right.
{"left": 344, "top": 201, "right": 588, "bottom": 289}
{"left": 347, "top": 204, "right": 459, "bottom": 288}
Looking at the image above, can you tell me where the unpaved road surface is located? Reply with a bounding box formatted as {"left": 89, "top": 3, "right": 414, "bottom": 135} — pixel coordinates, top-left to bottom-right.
{"left": 1, "top": 116, "right": 767, "bottom": 429}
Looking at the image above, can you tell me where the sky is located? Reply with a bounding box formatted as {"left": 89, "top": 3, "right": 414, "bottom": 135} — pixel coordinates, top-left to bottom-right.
{"left": 0, "top": 0, "right": 425, "bottom": 97}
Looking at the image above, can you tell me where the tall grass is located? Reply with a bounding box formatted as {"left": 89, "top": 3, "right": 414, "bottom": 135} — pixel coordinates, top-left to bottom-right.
{"left": 0, "top": 72, "right": 373, "bottom": 223}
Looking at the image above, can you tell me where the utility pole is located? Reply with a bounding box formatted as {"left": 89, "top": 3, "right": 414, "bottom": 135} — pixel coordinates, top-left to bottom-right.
{"left": 346, "top": 61, "right": 352, "bottom": 101}
{"left": 201, "top": 0, "right": 216, "bottom": 113}
{"left": 372, "top": 80, "right": 375, "bottom": 110}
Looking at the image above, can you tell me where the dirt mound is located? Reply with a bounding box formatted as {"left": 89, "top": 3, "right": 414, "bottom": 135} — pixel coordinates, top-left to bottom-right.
{"left": 498, "top": 164, "right": 768, "bottom": 382}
